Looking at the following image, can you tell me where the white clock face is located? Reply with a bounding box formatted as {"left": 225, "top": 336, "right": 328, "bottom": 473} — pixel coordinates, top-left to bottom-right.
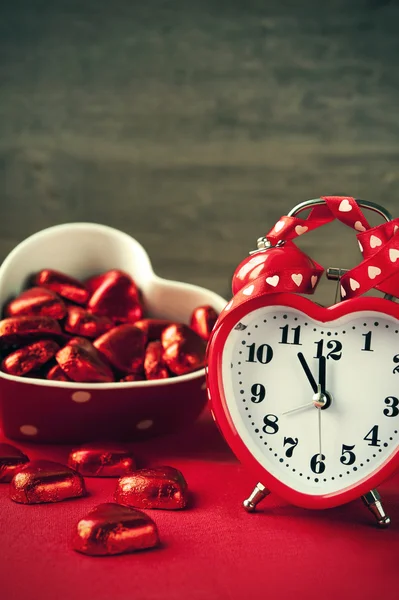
{"left": 222, "top": 305, "right": 399, "bottom": 495}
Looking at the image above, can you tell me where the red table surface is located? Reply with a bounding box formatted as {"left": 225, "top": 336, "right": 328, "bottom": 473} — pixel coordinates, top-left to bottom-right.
{"left": 1, "top": 410, "right": 399, "bottom": 600}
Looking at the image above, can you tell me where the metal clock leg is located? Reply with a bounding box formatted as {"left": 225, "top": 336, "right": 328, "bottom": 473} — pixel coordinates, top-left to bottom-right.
{"left": 361, "top": 489, "right": 391, "bottom": 528}
{"left": 243, "top": 482, "right": 270, "bottom": 512}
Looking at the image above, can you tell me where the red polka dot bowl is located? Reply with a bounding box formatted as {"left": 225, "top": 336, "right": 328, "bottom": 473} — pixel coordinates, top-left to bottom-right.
{"left": 0, "top": 223, "right": 226, "bottom": 443}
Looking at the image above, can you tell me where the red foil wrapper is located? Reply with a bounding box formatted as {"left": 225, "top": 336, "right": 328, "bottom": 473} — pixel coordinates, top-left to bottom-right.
{"left": 161, "top": 323, "right": 188, "bottom": 347}
{"left": 85, "top": 272, "right": 110, "bottom": 295}
{"left": 64, "top": 305, "right": 113, "bottom": 339}
{"left": 46, "top": 363, "right": 71, "bottom": 381}
{"left": 134, "top": 319, "right": 173, "bottom": 342}
{"left": 120, "top": 373, "right": 145, "bottom": 382}
{"left": 0, "top": 443, "right": 29, "bottom": 483}
{"left": 72, "top": 503, "right": 159, "bottom": 556}
{"left": 115, "top": 466, "right": 188, "bottom": 510}
{"left": 68, "top": 443, "right": 136, "bottom": 477}
{"left": 88, "top": 270, "right": 142, "bottom": 324}
{"left": 94, "top": 325, "right": 146, "bottom": 374}
{"left": 161, "top": 324, "right": 206, "bottom": 375}
{"left": 56, "top": 337, "right": 115, "bottom": 383}
{"left": 0, "top": 316, "right": 63, "bottom": 345}
{"left": 4, "top": 287, "right": 66, "bottom": 320}
{"left": 10, "top": 460, "right": 86, "bottom": 504}
{"left": 190, "top": 305, "right": 218, "bottom": 341}
{"left": 144, "top": 341, "right": 169, "bottom": 380}
{"left": 1, "top": 339, "right": 60, "bottom": 376}
{"left": 35, "top": 269, "right": 89, "bottom": 305}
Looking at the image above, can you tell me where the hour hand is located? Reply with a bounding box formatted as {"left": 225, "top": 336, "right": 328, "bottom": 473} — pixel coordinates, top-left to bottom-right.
{"left": 318, "top": 355, "right": 326, "bottom": 394}
{"left": 297, "top": 352, "right": 318, "bottom": 393}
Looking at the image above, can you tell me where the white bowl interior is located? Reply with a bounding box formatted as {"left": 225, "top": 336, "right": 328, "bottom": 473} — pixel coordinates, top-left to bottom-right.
{"left": 0, "top": 223, "right": 153, "bottom": 300}
{"left": 0, "top": 223, "right": 227, "bottom": 387}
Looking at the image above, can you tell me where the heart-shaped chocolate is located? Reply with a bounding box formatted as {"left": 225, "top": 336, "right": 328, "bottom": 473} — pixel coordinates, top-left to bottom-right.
{"left": 0, "top": 443, "right": 29, "bottom": 482}
{"left": 46, "top": 363, "right": 71, "bottom": 381}
{"left": 119, "top": 373, "right": 145, "bottom": 382}
{"left": 35, "top": 269, "right": 89, "bottom": 305}
{"left": 134, "top": 319, "right": 173, "bottom": 341}
{"left": 5, "top": 287, "right": 66, "bottom": 320}
{"left": 115, "top": 466, "right": 188, "bottom": 510}
{"left": 144, "top": 341, "right": 169, "bottom": 380}
{"left": 161, "top": 325, "right": 206, "bottom": 375}
{"left": 190, "top": 305, "right": 218, "bottom": 341}
{"left": 1, "top": 339, "right": 60, "bottom": 376}
{"left": 68, "top": 443, "right": 136, "bottom": 477}
{"left": 56, "top": 337, "right": 115, "bottom": 383}
{"left": 10, "top": 460, "right": 86, "bottom": 504}
{"left": 94, "top": 325, "right": 146, "bottom": 374}
{"left": 64, "top": 305, "right": 113, "bottom": 338}
{"left": 85, "top": 270, "right": 135, "bottom": 297}
{"left": 72, "top": 502, "right": 159, "bottom": 556}
{"left": 0, "top": 316, "right": 63, "bottom": 346}
{"left": 85, "top": 272, "right": 110, "bottom": 295}
{"left": 88, "top": 270, "right": 142, "bottom": 324}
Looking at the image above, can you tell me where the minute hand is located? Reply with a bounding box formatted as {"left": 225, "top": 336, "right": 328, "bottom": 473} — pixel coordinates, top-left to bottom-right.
{"left": 297, "top": 352, "right": 318, "bottom": 393}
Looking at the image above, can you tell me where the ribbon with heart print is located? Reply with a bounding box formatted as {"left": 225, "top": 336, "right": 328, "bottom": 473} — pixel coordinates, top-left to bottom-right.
{"left": 219, "top": 196, "right": 399, "bottom": 326}
{"left": 266, "top": 196, "right": 371, "bottom": 245}
{"left": 265, "top": 196, "right": 399, "bottom": 300}
{"left": 340, "top": 217, "right": 399, "bottom": 299}
{"left": 213, "top": 198, "right": 399, "bottom": 337}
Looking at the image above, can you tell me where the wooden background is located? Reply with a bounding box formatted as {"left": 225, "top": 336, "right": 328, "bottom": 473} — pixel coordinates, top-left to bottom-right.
{"left": 1, "top": 0, "right": 399, "bottom": 305}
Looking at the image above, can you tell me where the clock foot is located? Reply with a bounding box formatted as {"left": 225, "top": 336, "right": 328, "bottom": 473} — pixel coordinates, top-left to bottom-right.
{"left": 362, "top": 489, "right": 391, "bottom": 528}
{"left": 243, "top": 482, "right": 270, "bottom": 512}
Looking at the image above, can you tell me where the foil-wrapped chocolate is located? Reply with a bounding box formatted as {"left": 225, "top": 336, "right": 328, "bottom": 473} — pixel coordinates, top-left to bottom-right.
{"left": 144, "top": 341, "right": 169, "bottom": 380}
{"left": 68, "top": 443, "right": 136, "bottom": 477}
{"left": 72, "top": 503, "right": 159, "bottom": 556}
{"left": 1, "top": 339, "right": 60, "bottom": 376}
{"left": 35, "top": 269, "right": 89, "bottom": 305}
{"left": 134, "top": 319, "right": 173, "bottom": 341}
{"left": 94, "top": 324, "right": 146, "bottom": 374}
{"left": 0, "top": 443, "right": 29, "bottom": 483}
{"left": 64, "top": 305, "right": 113, "bottom": 339}
{"left": 87, "top": 270, "right": 142, "bottom": 324}
{"left": 10, "top": 460, "right": 86, "bottom": 504}
{"left": 190, "top": 305, "right": 218, "bottom": 341}
{"left": 0, "top": 316, "right": 63, "bottom": 345}
{"left": 115, "top": 466, "right": 188, "bottom": 510}
{"left": 4, "top": 287, "right": 66, "bottom": 320}
{"left": 46, "top": 363, "right": 71, "bottom": 381}
{"left": 56, "top": 337, "right": 115, "bottom": 383}
{"left": 161, "top": 324, "right": 206, "bottom": 375}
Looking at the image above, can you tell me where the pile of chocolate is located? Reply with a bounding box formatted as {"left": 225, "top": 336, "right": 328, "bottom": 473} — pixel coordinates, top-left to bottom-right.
{"left": 1, "top": 441, "right": 189, "bottom": 556}
{"left": 0, "top": 269, "right": 218, "bottom": 382}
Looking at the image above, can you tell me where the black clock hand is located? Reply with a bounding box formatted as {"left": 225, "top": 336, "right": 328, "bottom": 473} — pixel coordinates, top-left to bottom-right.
{"left": 318, "top": 355, "right": 326, "bottom": 394}
{"left": 297, "top": 352, "right": 318, "bottom": 394}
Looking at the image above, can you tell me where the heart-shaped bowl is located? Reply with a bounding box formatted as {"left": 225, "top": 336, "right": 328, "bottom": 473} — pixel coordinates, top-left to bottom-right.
{"left": 0, "top": 223, "right": 227, "bottom": 444}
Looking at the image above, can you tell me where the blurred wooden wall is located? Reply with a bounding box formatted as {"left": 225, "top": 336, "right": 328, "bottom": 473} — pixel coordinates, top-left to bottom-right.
{"left": 1, "top": 0, "right": 399, "bottom": 304}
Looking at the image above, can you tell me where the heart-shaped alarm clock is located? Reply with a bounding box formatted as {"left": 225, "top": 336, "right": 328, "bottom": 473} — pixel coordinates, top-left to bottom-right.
{"left": 207, "top": 196, "right": 399, "bottom": 527}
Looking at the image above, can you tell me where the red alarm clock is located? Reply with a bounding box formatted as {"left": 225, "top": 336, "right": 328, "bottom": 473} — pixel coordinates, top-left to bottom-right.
{"left": 207, "top": 196, "right": 399, "bottom": 527}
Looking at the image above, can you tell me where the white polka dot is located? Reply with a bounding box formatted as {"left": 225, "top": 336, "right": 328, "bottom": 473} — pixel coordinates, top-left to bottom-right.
{"left": 136, "top": 419, "right": 153, "bottom": 430}
{"left": 71, "top": 391, "right": 91, "bottom": 403}
{"left": 20, "top": 424, "right": 38, "bottom": 436}
{"left": 201, "top": 381, "right": 207, "bottom": 390}
{"left": 224, "top": 300, "right": 233, "bottom": 311}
